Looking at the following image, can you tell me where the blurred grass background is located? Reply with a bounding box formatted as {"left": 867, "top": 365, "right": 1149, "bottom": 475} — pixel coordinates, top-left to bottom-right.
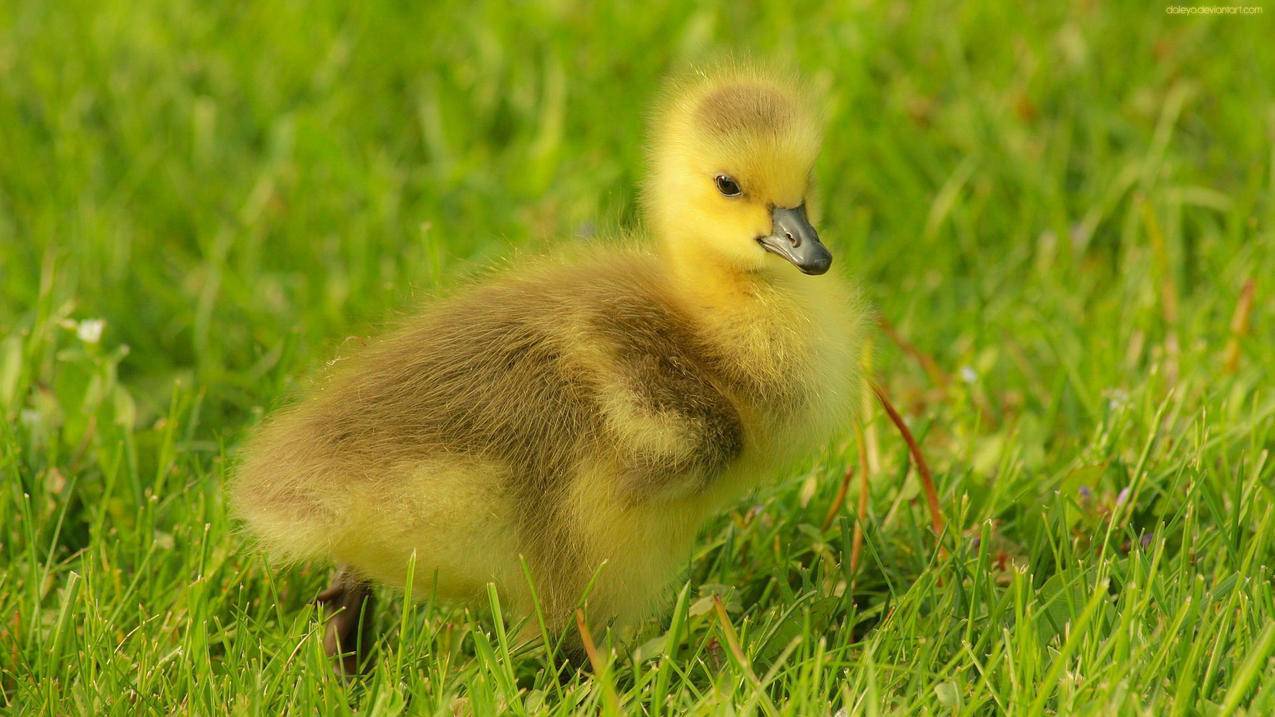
{"left": 2, "top": 0, "right": 1273, "bottom": 714}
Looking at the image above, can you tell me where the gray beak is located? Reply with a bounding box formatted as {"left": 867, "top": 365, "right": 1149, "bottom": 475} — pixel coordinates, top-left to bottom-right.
{"left": 757, "top": 204, "right": 831, "bottom": 275}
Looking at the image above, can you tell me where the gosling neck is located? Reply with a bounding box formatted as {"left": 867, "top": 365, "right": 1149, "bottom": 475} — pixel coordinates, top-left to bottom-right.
{"left": 659, "top": 234, "right": 826, "bottom": 419}
{"left": 660, "top": 238, "right": 806, "bottom": 314}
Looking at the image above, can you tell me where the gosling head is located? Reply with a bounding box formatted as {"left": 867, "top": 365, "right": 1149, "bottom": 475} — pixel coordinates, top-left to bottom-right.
{"left": 646, "top": 66, "right": 829, "bottom": 277}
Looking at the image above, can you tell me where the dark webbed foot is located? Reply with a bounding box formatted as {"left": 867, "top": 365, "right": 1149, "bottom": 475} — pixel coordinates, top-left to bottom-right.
{"left": 316, "top": 567, "right": 375, "bottom": 676}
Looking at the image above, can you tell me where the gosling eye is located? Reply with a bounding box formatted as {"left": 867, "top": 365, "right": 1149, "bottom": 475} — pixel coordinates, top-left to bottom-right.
{"left": 714, "top": 174, "right": 743, "bottom": 198}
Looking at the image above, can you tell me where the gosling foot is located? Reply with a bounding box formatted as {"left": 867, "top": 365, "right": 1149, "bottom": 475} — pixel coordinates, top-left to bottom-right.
{"left": 316, "top": 567, "right": 375, "bottom": 676}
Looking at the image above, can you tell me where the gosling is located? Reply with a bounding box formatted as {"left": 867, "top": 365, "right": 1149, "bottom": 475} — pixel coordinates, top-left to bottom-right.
{"left": 231, "top": 64, "right": 862, "bottom": 672}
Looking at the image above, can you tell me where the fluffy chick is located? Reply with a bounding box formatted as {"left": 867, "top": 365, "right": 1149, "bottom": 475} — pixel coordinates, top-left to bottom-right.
{"left": 231, "top": 63, "right": 863, "bottom": 669}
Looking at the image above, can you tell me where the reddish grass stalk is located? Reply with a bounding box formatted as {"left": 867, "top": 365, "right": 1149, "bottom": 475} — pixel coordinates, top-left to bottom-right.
{"left": 871, "top": 381, "right": 945, "bottom": 539}
{"left": 575, "top": 608, "right": 603, "bottom": 671}
{"left": 575, "top": 608, "right": 620, "bottom": 712}
{"left": 1223, "top": 278, "right": 1256, "bottom": 373}
{"left": 821, "top": 466, "right": 854, "bottom": 532}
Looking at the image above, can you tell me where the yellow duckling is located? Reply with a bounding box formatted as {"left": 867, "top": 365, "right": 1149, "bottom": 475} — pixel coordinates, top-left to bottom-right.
{"left": 231, "top": 63, "right": 863, "bottom": 671}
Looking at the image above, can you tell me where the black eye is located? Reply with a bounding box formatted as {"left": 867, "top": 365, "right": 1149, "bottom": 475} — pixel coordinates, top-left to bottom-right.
{"left": 714, "top": 174, "right": 742, "bottom": 197}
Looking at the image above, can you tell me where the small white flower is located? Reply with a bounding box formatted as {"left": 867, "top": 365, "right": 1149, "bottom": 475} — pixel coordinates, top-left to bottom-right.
{"left": 1105, "top": 388, "right": 1130, "bottom": 412}
{"left": 960, "top": 365, "right": 977, "bottom": 384}
{"left": 76, "top": 319, "right": 105, "bottom": 344}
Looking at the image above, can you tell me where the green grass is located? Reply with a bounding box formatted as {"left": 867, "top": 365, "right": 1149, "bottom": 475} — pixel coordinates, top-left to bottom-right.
{"left": 2, "top": 0, "right": 1274, "bottom": 714}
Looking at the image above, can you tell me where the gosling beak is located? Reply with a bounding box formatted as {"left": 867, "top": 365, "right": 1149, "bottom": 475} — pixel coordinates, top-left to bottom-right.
{"left": 757, "top": 204, "right": 832, "bottom": 275}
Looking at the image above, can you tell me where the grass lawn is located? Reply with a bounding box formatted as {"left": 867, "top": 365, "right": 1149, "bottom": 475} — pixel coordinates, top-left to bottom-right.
{"left": 2, "top": 1, "right": 1274, "bottom": 714}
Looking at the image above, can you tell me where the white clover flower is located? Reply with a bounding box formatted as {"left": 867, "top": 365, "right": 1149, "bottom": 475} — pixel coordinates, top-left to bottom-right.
{"left": 76, "top": 319, "right": 105, "bottom": 344}
{"left": 960, "top": 365, "right": 978, "bottom": 384}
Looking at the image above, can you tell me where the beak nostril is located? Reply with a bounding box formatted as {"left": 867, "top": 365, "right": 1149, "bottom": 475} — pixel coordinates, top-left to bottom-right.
{"left": 765, "top": 204, "right": 829, "bottom": 274}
